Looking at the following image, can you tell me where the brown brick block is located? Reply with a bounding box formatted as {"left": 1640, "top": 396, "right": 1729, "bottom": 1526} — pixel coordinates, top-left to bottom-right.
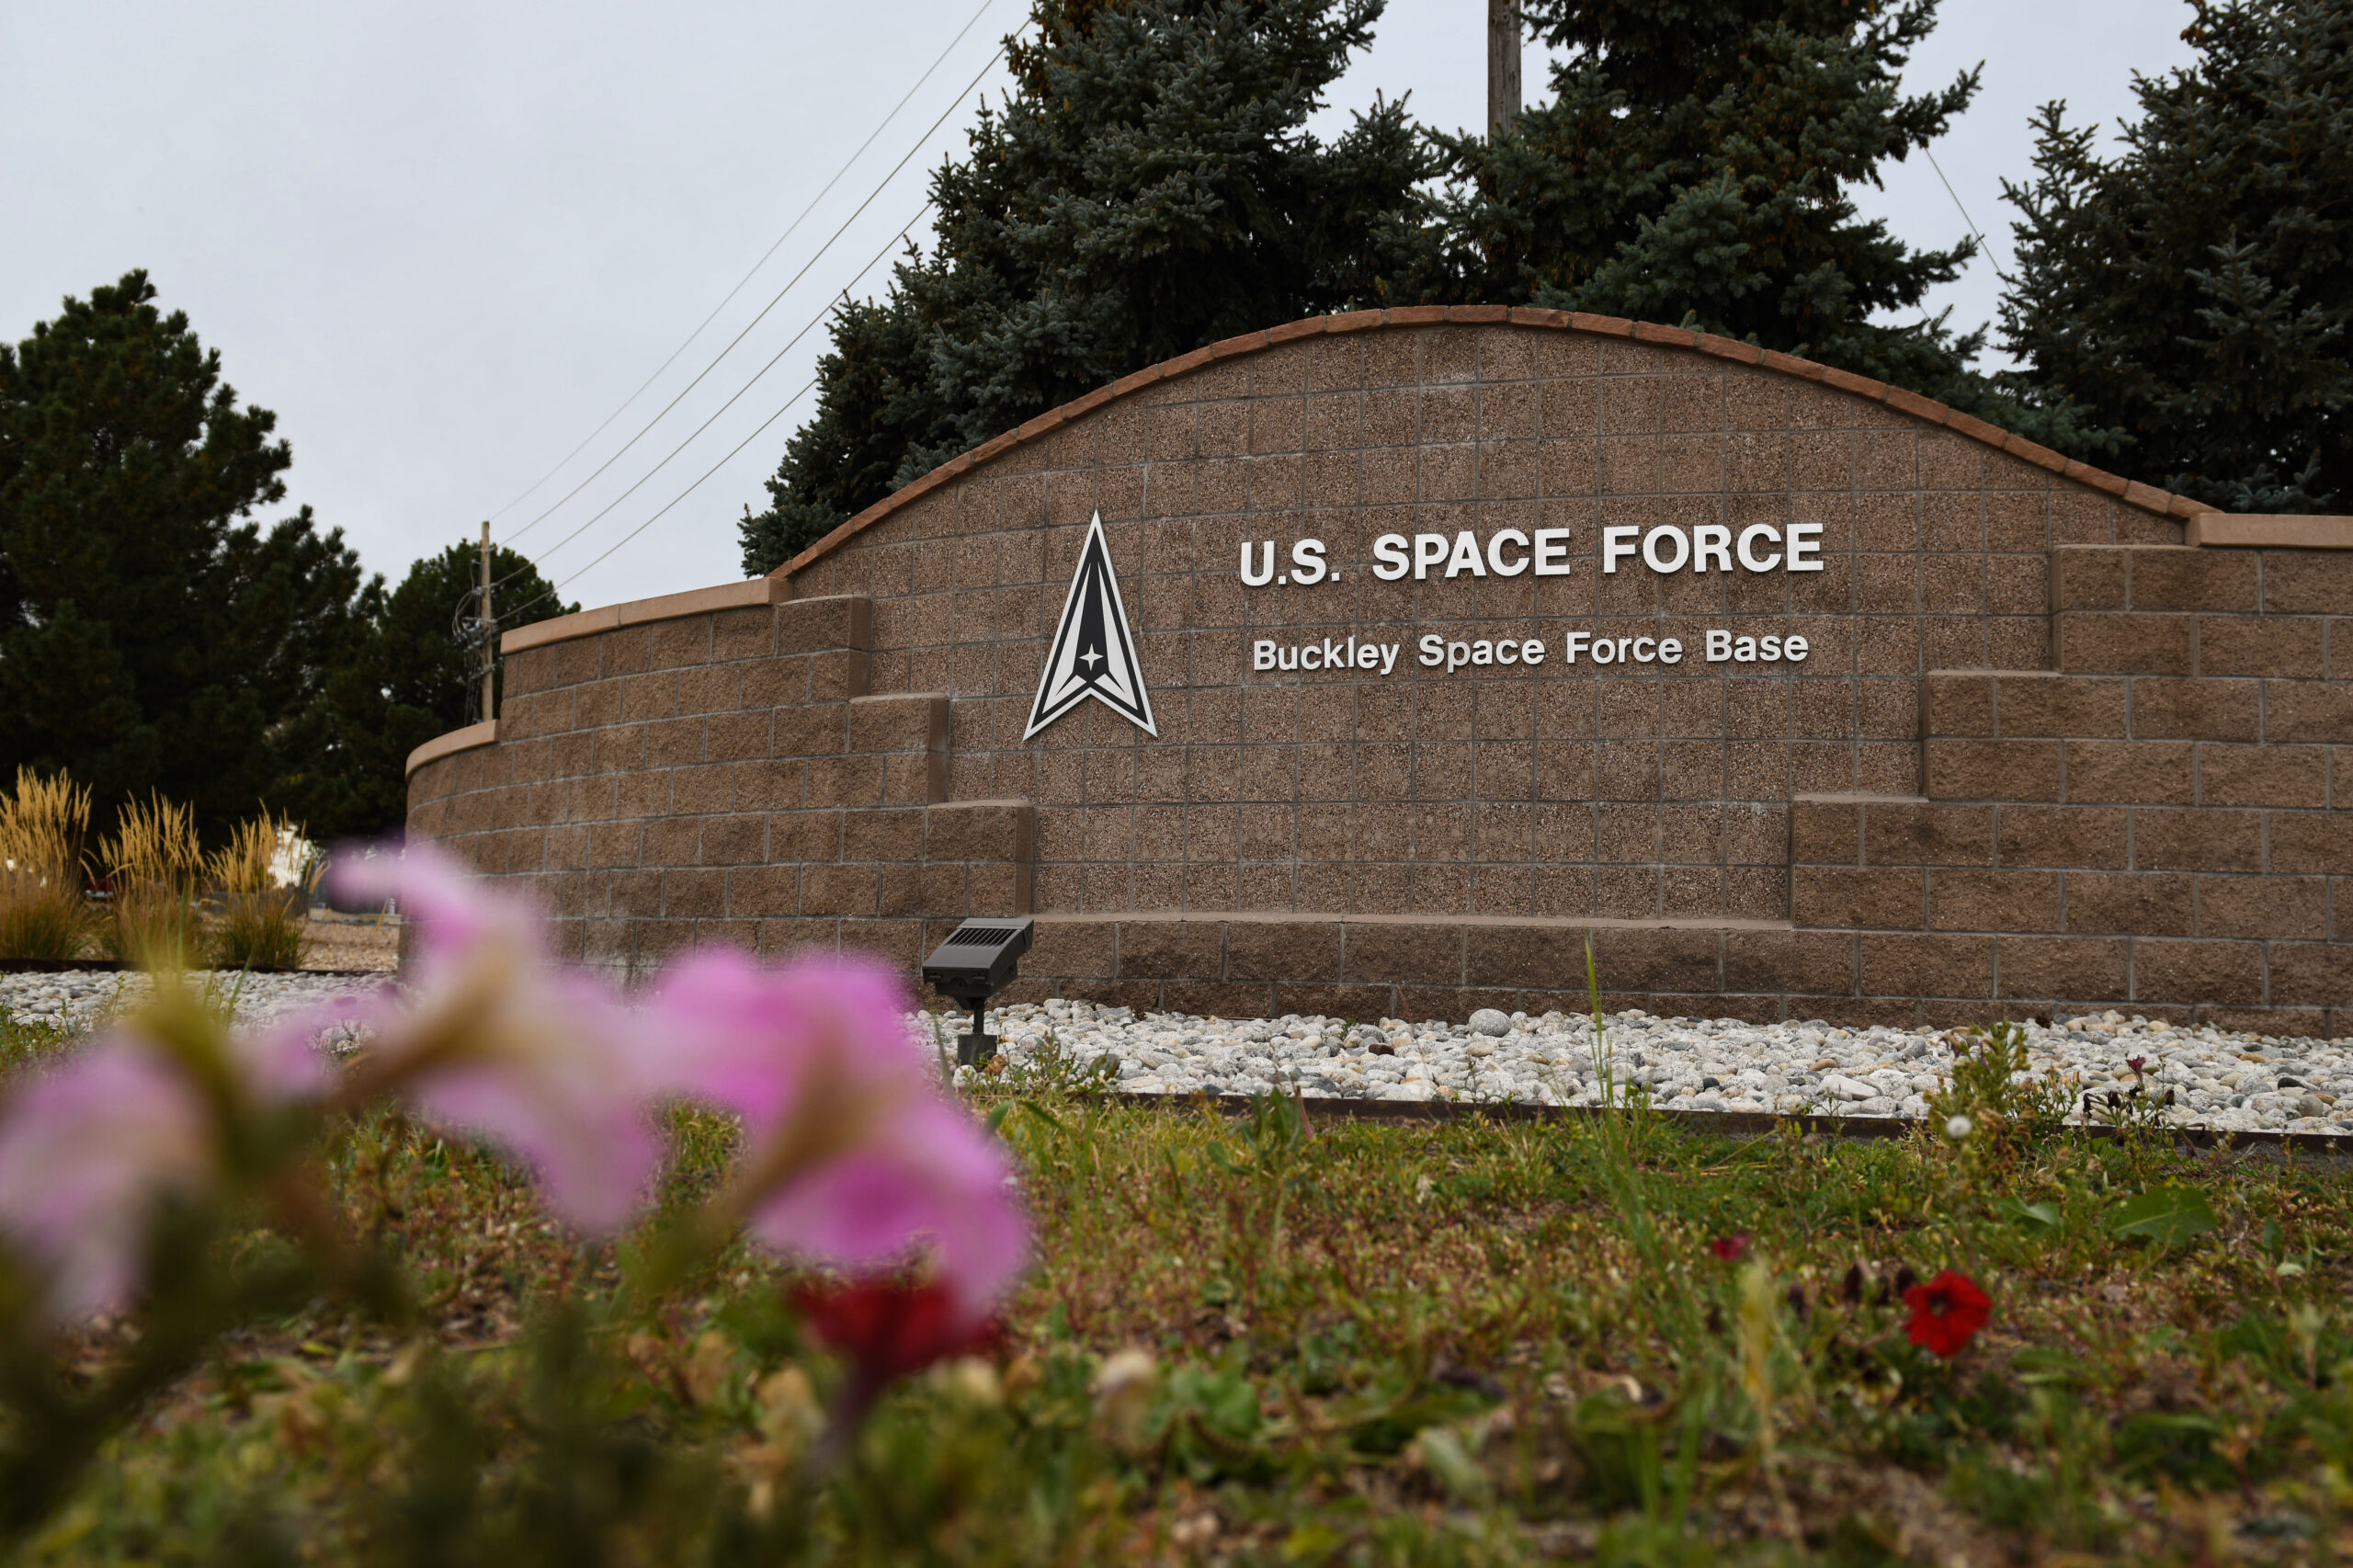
{"left": 1991, "top": 673, "right": 2128, "bottom": 738}
{"left": 2261, "top": 551, "right": 2353, "bottom": 614}
{"left": 2267, "top": 681, "right": 2353, "bottom": 744}
{"left": 725, "top": 865, "right": 798, "bottom": 919}
{"left": 1164, "top": 982, "right": 1275, "bottom": 1017}
{"left": 843, "top": 807, "right": 924, "bottom": 863}
{"left": 699, "top": 813, "right": 768, "bottom": 866}
{"left": 2133, "top": 807, "right": 2263, "bottom": 871}
{"left": 1463, "top": 924, "right": 1589, "bottom": 988}
{"left": 662, "top": 869, "right": 726, "bottom": 919}
{"left": 1996, "top": 936, "right": 2129, "bottom": 1002}
{"left": 884, "top": 752, "right": 948, "bottom": 805}
{"left": 926, "top": 800, "right": 1037, "bottom": 863}
{"left": 837, "top": 917, "right": 924, "bottom": 971}
{"left": 1117, "top": 920, "right": 1225, "bottom": 980}
{"left": 1929, "top": 869, "right": 2062, "bottom": 931}
{"left": 2128, "top": 548, "right": 2258, "bottom": 610}
{"left": 1794, "top": 867, "right": 1924, "bottom": 928}
{"left": 1859, "top": 801, "right": 1994, "bottom": 866}
{"left": 804, "top": 755, "right": 884, "bottom": 809}
{"left": 877, "top": 863, "right": 962, "bottom": 918}
{"left": 2196, "top": 874, "right": 2328, "bottom": 939}
{"left": 1027, "top": 918, "right": 1116, "bottom": 979}
{"left": 2199, "top": 744, "right": 2327, "bottom": 808}
{"left": 808, "top": 649, "right": 872, "bottom": 702}
{"left": 2196, "top": 616, "right": 2325, "bottom": 677}
{"left": 1926, "top": 739, "right": 2062, "bottom": 801}
{"left": 1271, "top": 983, "right": 1397, "bottom": 1021}
{"left": 641, "top": 817, "right": 699, "bottom": 868}
{"left": 1788, "top": 798, "right": 1863, "bottom": 864}
{"left": 1723, "top": 929, "right": 1856, "bottom": 994}
{"left": 847, "top": 692, "right": 949, "bottom": 754}
{"left": 2058, "top": 612, "right": 2192, "bottom": 675}
{"left": 774, "top": 705, "right": 847, "bottom": 758}
{"left": 1860, "top": 933, "right": 1993, "bottom": 998}
{"left": 1592, "top": 928, "right": 1723, "bottom": 993}
{"left": 2063, "top": 869, "right": 2194, "bottom": 936}
{"left": 2269, "top": 812, "right": 2353, "bottom": 874}
{"left": 2134, "top": 938, "right": 2264, "bottom": 1006}
{"left": 2052, "top": 546, "right": 2128, "bottom": 610}
{"left": 2129, "top": 677, "right": 2262, "bottom": 741}
{"left": 1225, "top": 919, "right": 1342, "bottom": 982}
{"left": 1922, "top": 673, "right": 1994, "bottom": 737}
{"left": 801, "top": 864, "right": 881, "bottom": 917}
{"left": 2063, "top": 739, "right": 2195, "bottom": 804}
{"left": 967, "top": 859, "right": 1034, "bottom": 915}
{"left": 1997, "top": 804, "right": 2129, "bottom": 869}
{"left": 777, "top": 595, "right": 873, "bottom": 653}
{"left": 643, "top": 717, "right": 705, "bottom": 768}
{"left": 1343, "top": 921, "right": 1464, "bottom": 985}
{"left": 2269, "top": 943, "right": 2353, "bottom": 1007}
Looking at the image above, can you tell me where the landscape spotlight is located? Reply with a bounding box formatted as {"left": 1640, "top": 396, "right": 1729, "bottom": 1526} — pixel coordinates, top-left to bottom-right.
{"left": 919, "top": 916, "right": 1034, "bottom": 1067}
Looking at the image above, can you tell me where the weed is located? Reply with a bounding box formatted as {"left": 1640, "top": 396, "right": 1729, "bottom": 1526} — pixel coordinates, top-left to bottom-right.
{"left": 207, "top": 812, "right": 315, "bottom": 971}
{"left": 95, "top": 792, "right": 202, "bottom": 966}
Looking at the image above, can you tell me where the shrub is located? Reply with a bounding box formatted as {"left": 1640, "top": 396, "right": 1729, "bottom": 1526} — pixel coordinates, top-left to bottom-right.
{"left": 206, "top": 812, "right": 314, "bottom": 971}
{"left": 96, "top": 792, "right": 203, "bottom": 966}
{"left": 0, "top": 768, "right": 94, "bottom": 961}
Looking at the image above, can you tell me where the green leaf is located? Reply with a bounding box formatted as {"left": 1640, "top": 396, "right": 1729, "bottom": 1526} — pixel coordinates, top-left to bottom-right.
{"left": 1995, "top": 1197, "right": 2064, "bottom": 1232}
{"left": 2109, "top": 1187, "right": 2217, "bottom": 1244}
{"left": 1415, "top": 1426, "right": 1492, "bottom": 1505}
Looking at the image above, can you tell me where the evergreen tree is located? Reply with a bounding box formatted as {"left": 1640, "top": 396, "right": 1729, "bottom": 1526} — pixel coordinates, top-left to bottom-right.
{"left": 1998, "top": 0, "right": 2352, "bottom": 511}
{"left": 1410, "top": 0, "right": 2108, "bottom": 451}
{"left": 0, "top": 271, "right": 372, "bottom": 836}
{"left": 742, "top": 0, "right": 1432, "bottom": 573}
{"left": 278, "top": 543, "right": 574, "bottom": 840}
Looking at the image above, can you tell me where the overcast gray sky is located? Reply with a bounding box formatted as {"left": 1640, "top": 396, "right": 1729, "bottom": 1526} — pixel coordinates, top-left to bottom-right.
{"left": 2, "top": 1, "right": 2196, "bottom": 613}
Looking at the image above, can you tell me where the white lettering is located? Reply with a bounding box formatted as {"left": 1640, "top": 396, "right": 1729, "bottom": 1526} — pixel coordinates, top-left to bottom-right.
{"left": 1602, "top": 526, "right": 1642, "bottom": 574}
{"left": 1737, "top": 524, "right": 1782, "bottom": 573}
{"left": 1418, "top": 634, "right": 1445, "bottom": 668}
{"left": 1642, "top": 527, "right": 1690, "bottom": 574}
{"left": 1787, "top": 521, "right": 1824, "bottom": 571}
{"left": 1759, "top": 634, "right": 1782, "bottom": 661}
{"left": 1693, "top": 524, "right": 1733, "bottom": 574}
{"left": 1472, "top": 639, "right": 1495, "bottom": 666}
{"left": 1301, "top": 643, "right": 1322, "bottom": 671}
{"left": 1563, "top": 631, "right": 1592, "bottom": 664}
{"left": 1521, "top": 638, "right": 1544, "bottom": 665}
{"left": 1486, "top": 528, "right": 1530, "bottom": 576}
{"left": 1372, "top": 533, "right": 1411, "bottom": 581}
{"left": 1532, "top": 528, "right": 1574, "bottom": 576}
{"left": 1784, "top": 635, "right": 1809, "bottom": 663}
{"left": 1379, "top": 642, "right": 1400, "bottom": 676}
{"left": 1593, "top": 637, "right": 1619, "bottom": 665}
{"left": 1734, "top": 636, "right": 1757, "bottom": 663}
{"left": 1414, "top": 533, "right": 1450, "bottom": 580}
{"left": 1496, "top": 638, "right": 1519, "bottom": 665}
{"left": 1241, "top": 540, "right": 1276, "bottom": 585}
{"left": 1254, "top": 639, "right": 1277, "bottom": 671}
{"left": 1632, "top": 636, "right": 1656, "bottom": 662}
{"left": 1279, "top": 644, "right": 1300, "bottom": 670}
{"left": 1290, "top": 537, "right": 1329, "bottom": 585}
{"left": 1445, "top": 530, "right": 1487, "bottom": 578}
{"left": 1706, "top": 630, "right": 1732, "bottom": 661}
{"left": 1659, "top": 638, "right": 1683, "bottom": 665}
{"left": 1448, "top": 640, "right": 1474, "bottom": 671}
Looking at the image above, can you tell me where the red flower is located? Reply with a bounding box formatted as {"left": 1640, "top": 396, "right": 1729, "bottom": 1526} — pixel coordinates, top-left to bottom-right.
{"left": 1903, "top": 1270, "right": 1991, "bottom": 1358}
{"left": 1710, "top": 1233, "right": 1751, "bottom": 1262}
{"left": 796, "top": 1278, "right": 1000, "bottom": 1387}
{"left": 2126, "top": 1056, "right": 2146, "bottom": 1074}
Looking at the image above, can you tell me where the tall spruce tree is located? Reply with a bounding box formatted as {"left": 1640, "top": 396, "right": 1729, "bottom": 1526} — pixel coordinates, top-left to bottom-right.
{"left": 1998, "top": 0, "right": 2352, "bottom": 511}
{"left": 278, "top": 542, "right": 574, "bottom": 840}
{"left": 1410, "top": 0, "right": 2106, "bottom": 451}
{"left": 742, "top": 0, "right": 1432, "bottom": 573}
{"left": 0, "top": 271, "right": 372, "bottom": 835}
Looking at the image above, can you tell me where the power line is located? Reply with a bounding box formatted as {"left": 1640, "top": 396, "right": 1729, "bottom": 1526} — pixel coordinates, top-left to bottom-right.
{"left": 487, "top": 0, "right": 1004, "bottom": 532}
{"left": 524, "top": 199, "right": 935, "bottom": 571}
{"left": 1923, "top": 146, "right": 2014, "bottom": 285}
{"left": 496, "top": 37, "right": 1008, "bottom": 552}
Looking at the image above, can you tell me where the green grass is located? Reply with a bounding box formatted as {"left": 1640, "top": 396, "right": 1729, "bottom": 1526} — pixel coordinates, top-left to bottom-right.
{"left": 12, "top": 1073, "right": 2353, "bottom": 1564}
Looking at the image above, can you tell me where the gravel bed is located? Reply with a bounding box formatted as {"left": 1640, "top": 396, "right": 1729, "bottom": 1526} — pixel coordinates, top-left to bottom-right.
{"left": 3, "top": 970, "right": 392, "bottom": 1039}
{"left": 955, "top": 1000, "right": 2353, "bottom": 1137}
{"left": 12, "top": 971, "right": 2345, "bottom": 1138}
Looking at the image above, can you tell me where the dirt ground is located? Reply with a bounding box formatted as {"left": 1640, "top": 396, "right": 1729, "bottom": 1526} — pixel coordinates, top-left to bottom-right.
{"left": 302, "top": 912, "right": 400, "bottom": 971}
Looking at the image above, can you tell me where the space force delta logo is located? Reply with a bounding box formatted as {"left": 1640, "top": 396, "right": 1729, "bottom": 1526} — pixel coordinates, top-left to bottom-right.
{"left": 1024, "top": 513, "right": 1157, "bottom": 740}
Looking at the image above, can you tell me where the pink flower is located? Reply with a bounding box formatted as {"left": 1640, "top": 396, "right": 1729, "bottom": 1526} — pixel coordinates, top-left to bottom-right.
{"left": 0, "top": 1040, "right": 214, "bottom": 1317}
{"left": 328, "top": 846, "right": 660, "bottom": 1233}
{"left": 648, "top": 949, "right": 1028, "bottom": 1321}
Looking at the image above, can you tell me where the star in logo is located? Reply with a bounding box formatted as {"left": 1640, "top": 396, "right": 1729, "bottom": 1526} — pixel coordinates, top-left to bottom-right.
{"left": 1024, "top": 512, "right": 1155, "bottom": 739}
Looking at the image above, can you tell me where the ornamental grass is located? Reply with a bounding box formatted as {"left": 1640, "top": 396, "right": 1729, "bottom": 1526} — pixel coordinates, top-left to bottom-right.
{"left": 0, "top": 768, "right": 93, "bottom": 962}
{"left": 205, "top": 811, "right": 313, "bottom": 971}
{"left": 94, "top": 791, "right": 202, "bottom": 967}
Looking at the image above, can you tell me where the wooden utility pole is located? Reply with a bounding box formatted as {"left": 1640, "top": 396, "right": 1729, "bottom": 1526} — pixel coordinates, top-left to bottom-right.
{"left": 478, "top": 520, "right": 497, "bottom": 722}
{"left": 1487, "top": 0, "right": 1521, "bottom": 138}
